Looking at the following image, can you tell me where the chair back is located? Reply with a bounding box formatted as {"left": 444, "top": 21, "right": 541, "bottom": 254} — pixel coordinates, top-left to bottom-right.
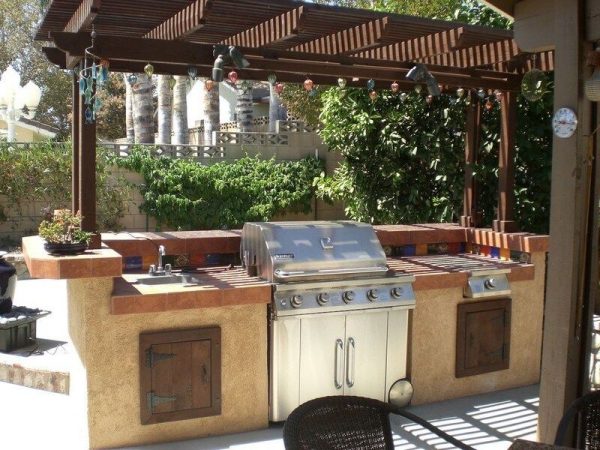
{"left": 555, "top": 390, "right": 600, "bottom": 448}
{"left": 283, "top": 396, "right": 395, "bottom": 450}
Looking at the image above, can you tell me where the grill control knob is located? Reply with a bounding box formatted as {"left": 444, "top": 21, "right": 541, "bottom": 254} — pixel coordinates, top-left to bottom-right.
{"left": 291, "top": 295, "right": 303, "bottom": 308}
{"left": 367, "top": 289, "right": 379, "bottom": 302}
{"left": 343, "top": 291, "right": 356, "bottom": 303}
{"left": 484, "top": 278, "right": 496, "bottom": 289}
{"left": 317, "top": 293, "right": 330, "bottom": 305}
{"left": 390, "top": 287, "right": 404, "bottom": 299}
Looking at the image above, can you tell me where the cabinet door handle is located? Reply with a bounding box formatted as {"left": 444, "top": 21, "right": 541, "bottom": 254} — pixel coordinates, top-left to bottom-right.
{"left": 346, "top": 337, "right": 355, "bottom": 388}
{"left": 335, "top": 338, "right": 344, "bottom": 390}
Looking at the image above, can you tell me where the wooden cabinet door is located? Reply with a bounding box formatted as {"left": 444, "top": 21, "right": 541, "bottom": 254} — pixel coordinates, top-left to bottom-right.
{"left": 344, "top": 311, "right": 389, "bottom": 400}
{"left": 456, "top": 298, "right": 511, "bottom": 378}
{"left": 140, "top": 327, "right": 221, "bottom": 424}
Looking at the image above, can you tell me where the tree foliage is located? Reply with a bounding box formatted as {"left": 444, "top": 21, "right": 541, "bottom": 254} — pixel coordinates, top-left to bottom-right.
{"left": 96, "top": 74, "right": 126, "bottom": 140}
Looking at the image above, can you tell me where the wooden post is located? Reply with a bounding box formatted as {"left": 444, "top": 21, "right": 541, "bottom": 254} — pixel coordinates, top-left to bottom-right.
{"left": 538, "top": 0, "right": 591, "bottom": 443}
{"left": 493, "top": 90, "right": 518, "bottom": 233}
{"left": 72, "top": 72, "right": 80, "bottom": 214}
{"left": 78, "top": 89, "right": 100, "bottom": 248}
{"left": 460, "top": 96, "right": 481, "bottom": 227}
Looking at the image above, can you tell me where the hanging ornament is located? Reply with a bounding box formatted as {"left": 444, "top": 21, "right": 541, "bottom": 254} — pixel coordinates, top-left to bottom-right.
{"left": 521, "top": 68, "right": 547, "bottom": 102}
{"left": 168, "top": 77, "right": 176, "bottom": 89}
{"left": 227, "top": 70, "right": 239, "bottom": 84}
{"left": 426, "top": 95, "right": 433, "bottom": 104}
{"left": 309, "top": 88, "right": 318, "bottom": 97}
{"left": 79, "top": 77, "right": 87, "bottom": 93}
{"left": 477, "top": 88, "right": 486, "bottom": 99}
{"left": 303, "top": 78, "right": 314, "bottom": 91}
{"left": 127, "top": 74, "right": 137, "bottom": 85}
{"left": 274, "top": 82, "right": 284, "bottom": 95}
{"left": 144, "top": 63, "right": 154, "bottom": 77}
{"left": 205, "top": 79, "right": 215, "bottom": 91}
{"left": 91, "top": 62, "right": 97, "bottom": 80}
{"left": 267, "top": 73, "right": 277, "bottom": 85}
{"left": 369, "top": 90, "right": 378, "bottom": 101}
{"left": 390, "top": 81, "right": 400, "bottom": 93}
{"left": 84, "top": 107, "right": 93, "bottom": 124}
{"left": 456, "top": 87, "right": 465, "bottom": 98}
{"left": 94, "top": 97, "right": 102, "bottom": 110}
{"left": 494, "top": 90, "right": 503, "bottom": 101}
{"left": 367, "top": 79, "right": 375, "bottom": 91}
{"left": 414, "top": 84, "right": 422, "bottom": 94}
{"left": 485, "top": 99, "right": 494, "bottom": 111}
{"left": 187, "top": 66, "right": 198, "bottom": 79}
{"left": 337, "top": 78, "right": 347, "bottom": 89}
{"left": 400, "top": 92, "right": 408, "bottom": 101}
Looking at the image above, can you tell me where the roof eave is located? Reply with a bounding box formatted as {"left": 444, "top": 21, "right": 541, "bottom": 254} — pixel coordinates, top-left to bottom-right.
{"left": 477, "top": 0, "right": 516, "bottom": 19}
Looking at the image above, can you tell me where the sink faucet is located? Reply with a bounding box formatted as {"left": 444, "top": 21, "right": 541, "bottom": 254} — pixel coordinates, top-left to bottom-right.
{"left": 149, "top": 245, "right": 171, "bottom": 276}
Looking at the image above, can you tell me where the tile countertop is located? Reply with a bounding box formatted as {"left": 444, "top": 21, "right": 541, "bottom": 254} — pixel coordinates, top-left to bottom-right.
{"left": 111, "top": 254, "right": 534, "bottom": 315}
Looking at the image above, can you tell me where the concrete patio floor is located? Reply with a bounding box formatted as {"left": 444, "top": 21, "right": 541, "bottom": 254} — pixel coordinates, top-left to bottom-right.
{"left": 0, "top": 279, "right": 540, "bottom": 450}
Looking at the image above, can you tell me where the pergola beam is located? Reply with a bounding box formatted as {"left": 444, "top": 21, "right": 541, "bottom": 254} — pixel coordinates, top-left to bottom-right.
{"left": 144, "top": 0, "right": 212, "bottom": 40}
{"left": 420, "top": 39, "right": 520, "bottom": 69}
{"left": 63, "top": 0, "right": 101, "bottom": 33}
{"left": 221, "top": 6, "right": 306, "bottom": 47}
{"left": 356, "top": 27, "right": 465, "bottom": 61}
{"left": 50, "top": 32, "right": 521, "bottom": 90}
{"left": 291, "top": 17, "right": 390, "bottom": 55}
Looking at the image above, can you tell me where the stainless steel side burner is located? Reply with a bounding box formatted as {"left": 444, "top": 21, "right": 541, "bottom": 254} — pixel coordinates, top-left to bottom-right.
{"left": 241, "top": 221, "right": 416, "bottom": 421}
{"left": 464, "top": 268, "right": 511, "bottom": 299}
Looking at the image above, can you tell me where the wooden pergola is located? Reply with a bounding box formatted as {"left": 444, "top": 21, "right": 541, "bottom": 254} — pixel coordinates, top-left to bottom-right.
{"left": 35, "top": 0, "right": 554, "bottom": 246}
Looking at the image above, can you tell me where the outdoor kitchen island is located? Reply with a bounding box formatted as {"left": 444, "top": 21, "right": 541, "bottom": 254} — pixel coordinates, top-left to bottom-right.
{"left": 21, "top": 223, "right": 547, "bottom": 449}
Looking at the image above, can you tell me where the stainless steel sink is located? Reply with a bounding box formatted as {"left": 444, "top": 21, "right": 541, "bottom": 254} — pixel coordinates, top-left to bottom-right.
{"left": 135, "top": 274, "right": 201, "bottom": 285}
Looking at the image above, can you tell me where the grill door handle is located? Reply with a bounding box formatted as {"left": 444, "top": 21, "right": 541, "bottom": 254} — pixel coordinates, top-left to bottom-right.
{"left": 335, "top": 339, "right": 344, "bottom": 390}
{"left": 346, "top": 337, "right": 355, "bottom": 388}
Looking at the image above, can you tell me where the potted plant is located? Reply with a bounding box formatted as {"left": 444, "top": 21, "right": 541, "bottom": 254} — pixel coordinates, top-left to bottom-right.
{"left": 38, "top": 209, "right": 92, "bottom": 255}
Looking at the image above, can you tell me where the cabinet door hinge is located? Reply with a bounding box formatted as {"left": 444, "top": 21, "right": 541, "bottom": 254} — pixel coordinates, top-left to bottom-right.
{"left": 147, "top": 391, "right": 177, "bottom": 411}
{"left": 146, "top": 348, "right": 176, "bottom": 368}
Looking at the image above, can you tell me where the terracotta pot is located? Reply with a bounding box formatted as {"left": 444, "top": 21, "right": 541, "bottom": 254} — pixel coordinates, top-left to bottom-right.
{"left": 0, "top": 252, "right": 16, "bottom": 314}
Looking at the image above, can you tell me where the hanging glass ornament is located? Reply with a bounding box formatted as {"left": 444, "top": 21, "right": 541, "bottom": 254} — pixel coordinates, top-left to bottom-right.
{"left": 267, "top": 73, "right": 277, "bottom": 85}
{"left": 485, "top": 99, "right": 494, "bottom": 110}
{"left": 303, "top": 78, "right": 314, "bottom": 91}
{"left": 79, "top": 77, "right": 87, "bottom": 94}
{"left": 96, "top": 67, "right": 106, "bottom": 84}
{"left": 390, "top": 81, "right": 400, "bottom": 93}
{"left": 400, "top": 92, "right": 408, "bottom": 101}
{"left": 456, "top": 87, "right": 465, "bottom": 98}
{"left": 521, "top": 68, "right": 547, "bottom": 102}
{"left": 494, "top": 90, "right": 503, "bottom": 101}
{"left": 337, "top": 78, "right": 347, "bottom": 89}
{"left": 91, "top": 62, "right": 97, "bottom": 80}
{"left": 94, "top": 97, "right": 102, "bottom": 110}
{"left": 187, "top": 66, "right": 198, "bottom": 79}
{"left": 369, "top": 90, "right": 378, "bottom": 101}
{"left": 308, "top": 88, "right": 318, "bottom": 97}
{"left": 127, "top": 74, "right": 137, "bottom": 85}
{"left": 367, "top": 79, "right": 375, "bottom": 91}
{"left": 274, "top": 82, "right": 284, "bottom": 95}
{"left": 227, "top": 70, "right": 239, "bottom": 84}
{"left": 477, "top": 88, "right": 485, "bottom": 99}
{"left": 414, "top": 84, "right": 422, "bottom": 94}
{"left": 205, "top": 79, "right": 215, "bottom": 91}
{"left": 426, "top": 95, "right": 433, "bottom": 104}
{"left": 168, "top": 77, "right": 176, "bottom": 89}
{"left": 144, "top": 63, "right": 154, "bottom": 77}
{"left": 85, "top": 107, "right": 93, "bottom": 123}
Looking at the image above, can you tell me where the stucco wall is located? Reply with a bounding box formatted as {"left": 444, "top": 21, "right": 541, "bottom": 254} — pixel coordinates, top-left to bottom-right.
{"left": 67, "top": 277, "right": 268, "bottom": 449}
{"left": 409, "top": 252, "right": 545, "bottom": 404}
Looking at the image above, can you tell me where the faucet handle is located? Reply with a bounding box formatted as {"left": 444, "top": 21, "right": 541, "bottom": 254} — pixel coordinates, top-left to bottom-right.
{"left": 148, "top": 264, "right": 156, "bottom": 274}
{"left": 165, "top": 264, "right": 172, "bottom": 275}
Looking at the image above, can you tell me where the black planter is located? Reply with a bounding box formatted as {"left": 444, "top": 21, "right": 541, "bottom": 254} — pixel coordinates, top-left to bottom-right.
{"left": 43, "top": 241, "right": 88, "bottom": 256}
{"left": 0, "top": 252, "right": 16, "bottom": 314}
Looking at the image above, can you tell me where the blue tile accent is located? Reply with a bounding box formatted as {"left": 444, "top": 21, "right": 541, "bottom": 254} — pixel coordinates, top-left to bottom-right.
{"left": 124, "top": 256, "right": 142, "bottom": 270}
{"left": 459, "top": 242, "right": 466, "bottom": 253}
{"left": 490, "top": 247, "right": 500, "bottom": 258}
{"left": 399, "top": 245, "right": 416, "bottom": 256}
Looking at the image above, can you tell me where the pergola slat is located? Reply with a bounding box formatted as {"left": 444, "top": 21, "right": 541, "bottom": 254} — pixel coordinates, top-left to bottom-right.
{"left": 221, "top": 6, "right": 306, "bottom": 47}
{"left": 291, "top": 17, "right": 390, "bottom": 55}
{"left": 144, "top": 0, "right": 213, "bottom": 40}
{"left": 420, "top": 39, "right": 519, "bottom": 68}
{"left": 63, "top": 0, "right": 101, "bottom": 33}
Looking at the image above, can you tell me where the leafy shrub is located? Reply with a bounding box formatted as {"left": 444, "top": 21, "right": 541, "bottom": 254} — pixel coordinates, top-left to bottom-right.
{"left": 116, "top": 147, "right": 324, "bottom": 230}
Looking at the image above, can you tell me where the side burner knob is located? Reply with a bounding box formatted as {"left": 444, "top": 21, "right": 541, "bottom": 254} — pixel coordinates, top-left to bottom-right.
{"left": 390, "top": 287, "right": 404, "bottom": 299}
{"left": 484, "top": 278, "right": 496, "bottom": 289}
{"left": 367, "top": 289, "right": 379, "bottom": 302}
{"left": 317, "top": 293, "right": 330, "bottom": 305}
{"left": 291, "top": 295, "right": 303, "bottom": 308}
{"left": 343, "top": 291, "right": 355, "bottom": 303}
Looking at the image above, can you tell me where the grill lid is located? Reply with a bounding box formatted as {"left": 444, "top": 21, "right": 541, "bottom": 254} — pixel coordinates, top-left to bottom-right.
{"left": 241, "top": 221, "right": 388, "bottom": 283}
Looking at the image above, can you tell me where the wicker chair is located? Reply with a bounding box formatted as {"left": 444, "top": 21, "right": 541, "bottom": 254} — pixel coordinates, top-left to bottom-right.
{"left": 554, "top": 390, "right": 600, "bottom": 448}
{"left": 283, "top": 396, "right": 475, "bottom": 450}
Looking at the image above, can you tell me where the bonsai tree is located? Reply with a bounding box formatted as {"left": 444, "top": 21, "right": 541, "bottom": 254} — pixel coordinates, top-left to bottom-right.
{"left": 38, "top": 209, "right": 92, "bottom": 245}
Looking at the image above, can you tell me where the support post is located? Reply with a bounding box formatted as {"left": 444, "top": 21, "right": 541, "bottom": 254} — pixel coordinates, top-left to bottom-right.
{"left": 538, "top": 0, "right": 591, "bottom": 443}
{"left": 493, "top": 90, "right": 518, "bottom": 233}
{"left": 460, "top": 97, "right": 481, "bottom": 227}
{"left": 78, "top": 89, "right": 100, "bottom": 248}
{"left": 72, "top": 72, "right": 80, "bottom": 213}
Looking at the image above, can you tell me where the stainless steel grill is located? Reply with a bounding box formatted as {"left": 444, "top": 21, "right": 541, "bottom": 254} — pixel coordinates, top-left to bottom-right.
{"left": 241, "top": 221, "right": 416, "bottom": 421}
